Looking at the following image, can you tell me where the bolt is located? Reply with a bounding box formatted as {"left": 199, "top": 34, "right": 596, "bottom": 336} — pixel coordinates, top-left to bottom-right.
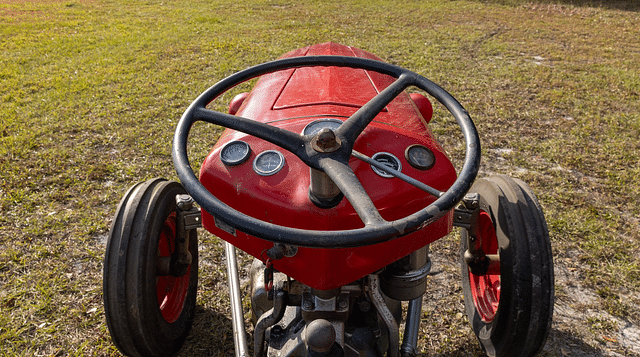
{"left": 176, "top": 194, "right": 194, "bottom": 211}
{"left": 316, "top": 129, "right": 336, "bottom": 148}
{"left": 311, "top": 128, "right": 341, "bottom": 153}
{"left": 303, "top": 299, "right": 314, "bottom": 310}
{"left": 462, "top": 193, "right": 479, "bottom": 210}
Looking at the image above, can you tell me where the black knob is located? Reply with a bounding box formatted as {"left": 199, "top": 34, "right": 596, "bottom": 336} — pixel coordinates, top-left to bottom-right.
{"left": 306, "top": 319, "right": 335, "bottom": 353}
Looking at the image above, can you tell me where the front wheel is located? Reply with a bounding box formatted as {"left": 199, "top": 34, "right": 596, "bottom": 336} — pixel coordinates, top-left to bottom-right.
{"left": 460, "top": 175, "right": 554, "bottom": 357}
{"left": 103, "top": 178, "right": 198, "bottom": 356}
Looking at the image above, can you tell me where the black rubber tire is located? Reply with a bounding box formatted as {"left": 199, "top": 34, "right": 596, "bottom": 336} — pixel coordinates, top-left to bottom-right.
{"left": 460, "top": 175, "right": 554, "bottom": 357}
{"left": 103, "top": 178, "right": 198, "bottom": 357}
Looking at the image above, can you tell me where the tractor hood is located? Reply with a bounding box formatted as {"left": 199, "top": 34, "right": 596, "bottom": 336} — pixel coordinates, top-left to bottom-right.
{"left": 273, "top": 43, "right": 383, "bottom": 110}
{"left": 233, "top": 42, "right": 426, "bottom": 133}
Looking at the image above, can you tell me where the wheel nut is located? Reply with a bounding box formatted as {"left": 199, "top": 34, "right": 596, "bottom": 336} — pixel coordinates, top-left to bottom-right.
{"left": 311, "top": 128, "right": 341, "bottom": 153}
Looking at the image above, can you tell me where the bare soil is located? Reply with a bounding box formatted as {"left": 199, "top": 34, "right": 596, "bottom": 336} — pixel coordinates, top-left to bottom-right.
{"left": 423, "top": 236, "right": 640, "bottom": 357}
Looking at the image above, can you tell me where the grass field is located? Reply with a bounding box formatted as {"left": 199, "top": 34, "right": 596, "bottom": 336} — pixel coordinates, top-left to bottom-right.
{"left": 1, "top": 0, "right": 639, "bottom": 356}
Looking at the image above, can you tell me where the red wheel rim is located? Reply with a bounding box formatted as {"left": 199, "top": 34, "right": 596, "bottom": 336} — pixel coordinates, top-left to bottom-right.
{"left": 469, "top": 210, "right": 501, "bottom": 322}
{"left": 156, "top": 212, "right": 190, "bottom": 323}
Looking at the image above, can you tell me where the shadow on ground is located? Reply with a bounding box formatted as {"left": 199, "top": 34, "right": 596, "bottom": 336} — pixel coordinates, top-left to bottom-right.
{"left": 177, "top": 306, "right": 239, "bottom": 356}
{"left": 543, "top": 328, "right": 607, "bottom": 357}
{"left": 176, "top": 309, "right": 613, "bottom": 357}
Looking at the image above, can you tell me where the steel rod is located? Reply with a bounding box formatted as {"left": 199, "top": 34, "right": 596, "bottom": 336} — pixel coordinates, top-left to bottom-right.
{"left": 351, "top": 150, "right": 443, "bottom": 198}
{"left": 225, "top": 242, "right": 249, "bottom": 357}
{"left": 401, "top": 295, "right": 423, "bottom": 357}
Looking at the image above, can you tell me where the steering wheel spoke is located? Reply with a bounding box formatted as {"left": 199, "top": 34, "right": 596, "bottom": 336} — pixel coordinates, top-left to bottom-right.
{"left": 318, "top": 158, "right": 386, "bottom": 227}
{"left": 337, "top": 73, "right": 415, "bottom": 146}
{"left": 194, "top": 107, "right": 305, "bottom": 155}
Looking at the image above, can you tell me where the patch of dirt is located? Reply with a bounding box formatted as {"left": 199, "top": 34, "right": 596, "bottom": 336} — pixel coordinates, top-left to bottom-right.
{"left": 421, "top": 227, "right": 640, "bottom": 357}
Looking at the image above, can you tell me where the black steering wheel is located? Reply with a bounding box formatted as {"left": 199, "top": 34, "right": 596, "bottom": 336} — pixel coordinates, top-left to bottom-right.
{"left": 172, "top": 55, "right": 480, "bottom": 248}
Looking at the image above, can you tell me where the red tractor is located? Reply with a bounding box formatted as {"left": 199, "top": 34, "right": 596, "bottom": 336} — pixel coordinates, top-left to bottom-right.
{"left": 103, "top": 42, "right": 554, "bottom": 357}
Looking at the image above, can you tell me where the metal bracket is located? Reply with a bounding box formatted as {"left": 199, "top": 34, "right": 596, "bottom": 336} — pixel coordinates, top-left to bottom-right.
{"left": 453, "top": 192, "right": 479, "bottom": 230}
{"left": 214, "top": 216, "right": 236, "bottom": 236}
{"left": 172, "top": 194, "right": 200, "bottom": 277}
{"left": 453, "top": 193, "right": 494, "bottom": 276}
{"left": 182, "top": 210, "right": 202, "bottom": 230}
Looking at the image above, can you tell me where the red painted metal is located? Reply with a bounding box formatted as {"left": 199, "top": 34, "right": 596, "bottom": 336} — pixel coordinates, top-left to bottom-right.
{"left": 469, "top": 210, "right": 501, "bottom": 322}
{"left": 228, "top": 92, "right": 249, "bottom": 115}
{"left": 409, "top": 93, "right": 434, "bottom": 124}
{"left": 156, "top": 212, "right": 190, "bottom": 323}
{"left": 198, "top": 42, "right": 457, "bottom": 290}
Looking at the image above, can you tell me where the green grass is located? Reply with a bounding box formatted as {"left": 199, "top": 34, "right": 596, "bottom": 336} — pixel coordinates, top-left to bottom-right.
{"left": 1, "top": 0, "right": 640, "bottom": 355}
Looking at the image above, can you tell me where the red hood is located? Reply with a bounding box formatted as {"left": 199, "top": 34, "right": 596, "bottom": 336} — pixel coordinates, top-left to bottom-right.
{"left": 273, "top": 42, "right": 386, "bottom": 110}
{"left": 235, "top": 42, "right": 428, "bottom": 134}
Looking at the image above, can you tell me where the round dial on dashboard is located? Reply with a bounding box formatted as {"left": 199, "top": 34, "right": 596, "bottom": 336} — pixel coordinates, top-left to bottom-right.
{"left": 220, "top": 140, "right": 251, "bottom": 166}
{"left": 371, "top": 152, "right": 402, "bottom": 178}
{"left": 405, "top": 144, "right": 435, "bottom": 170}
{"left": 253, "top": 150, "right": 286, "bottom": 176}
{"left": 302, "top": 118, "right": 344, "bottom": 136}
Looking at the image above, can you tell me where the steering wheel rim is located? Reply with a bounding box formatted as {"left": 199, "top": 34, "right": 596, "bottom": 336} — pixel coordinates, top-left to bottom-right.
{"left": 172, "top": 55, "right": 480, "bottom": 248}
